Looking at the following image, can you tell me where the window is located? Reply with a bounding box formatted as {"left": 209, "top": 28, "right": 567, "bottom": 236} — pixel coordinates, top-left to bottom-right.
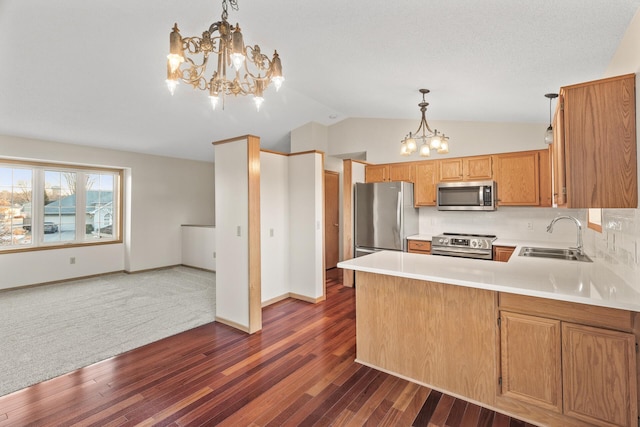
{"left": 0, "top": 160, "right": 122, "bottom": 252}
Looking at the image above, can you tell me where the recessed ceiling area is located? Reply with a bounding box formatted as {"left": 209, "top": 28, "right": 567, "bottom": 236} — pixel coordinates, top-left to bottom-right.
{"left": 0, "top": 0, "right": 638, "bottom": 162}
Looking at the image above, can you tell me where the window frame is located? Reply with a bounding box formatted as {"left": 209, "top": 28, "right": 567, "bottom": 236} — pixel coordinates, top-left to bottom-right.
{"left": 0, "top": 159, "right": 124, "bottom": 254}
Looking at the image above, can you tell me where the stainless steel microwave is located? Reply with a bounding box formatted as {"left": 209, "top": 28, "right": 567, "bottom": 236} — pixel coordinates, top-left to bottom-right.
{"left": 436, "top": 180, "right": 496, "bottom": 211}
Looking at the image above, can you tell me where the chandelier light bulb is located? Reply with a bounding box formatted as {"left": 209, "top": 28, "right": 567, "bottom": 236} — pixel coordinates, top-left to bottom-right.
{"left": 254, "top": 96, "right": 264, "bottom": 111}
{"left": 430, "top": 133, "right": 442, "bottom": 149}
{"left": 167, "top": 54, "right": 184, "bottom": 74}
{"left": 209, "top": 94, "right": 220, "bottom": 110}
{"left": 419, "top": 143, "right": 431, "bottom": 157}
{"left": 400, "top": 142, "right": 410, "bottom": 156}
{"left": 272, "top": 76, "right": 284, "bottom": 92}
{"left": 166, "top": 79, "right": 178, "bottom": 96}
{"left": 406, "top": 136, "right": 417, "bottom": 153}
{"left": 231, "top": 52, "right": 245, "bottom": 72}
{"left": 437, "top": 139, "right": 449, "bottom": 154}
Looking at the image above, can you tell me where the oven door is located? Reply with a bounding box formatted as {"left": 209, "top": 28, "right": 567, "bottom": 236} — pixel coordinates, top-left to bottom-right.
{"left": 431, "top": 247, "right": 493, "bottom": 260}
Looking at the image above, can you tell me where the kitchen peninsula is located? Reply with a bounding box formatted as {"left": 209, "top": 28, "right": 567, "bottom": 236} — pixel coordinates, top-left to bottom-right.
{"left": 338, "top": 249, "right": 640, "bottom": 427}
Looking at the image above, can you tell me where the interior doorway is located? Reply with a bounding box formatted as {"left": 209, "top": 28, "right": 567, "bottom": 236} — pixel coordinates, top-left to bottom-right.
{"left": 324, "top": 170, "right": 340, "bottom": 269}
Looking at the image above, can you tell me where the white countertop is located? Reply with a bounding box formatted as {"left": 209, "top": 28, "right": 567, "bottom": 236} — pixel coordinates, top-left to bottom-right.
{"left": 338, "top": 242, "right": 640, "bottom": 312}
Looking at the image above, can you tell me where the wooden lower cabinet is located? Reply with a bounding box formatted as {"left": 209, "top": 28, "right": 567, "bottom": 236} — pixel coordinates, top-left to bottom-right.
{"left": 500, "top": 312, "right": 562, "bottom": 412}
{"left": 407, "top": 240, "right": 431, "bottom": 254}
{"left": 354, "top": 271, "right": 639, "bottom": 427}
{"left": 562, "top": 323, "right": 637, "bottom": 427}
{"left": 498, "top": 295, "right": 639, "bottom": 427}
{"left": 493, "top": 246, "right": 515, "bottom": 262}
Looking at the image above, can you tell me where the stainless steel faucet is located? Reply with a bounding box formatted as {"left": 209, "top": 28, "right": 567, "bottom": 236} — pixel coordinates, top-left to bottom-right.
{"left": 546, "top": 215, "right": 584, "bottom": 255}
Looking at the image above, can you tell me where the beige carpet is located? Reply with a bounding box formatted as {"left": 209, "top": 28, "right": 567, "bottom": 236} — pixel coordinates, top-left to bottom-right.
{"left": 0, "top": 266, "right": 215, "bottom": 397}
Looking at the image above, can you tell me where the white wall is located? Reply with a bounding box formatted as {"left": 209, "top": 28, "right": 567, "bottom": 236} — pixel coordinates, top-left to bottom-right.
{"left": 327, "top": 118, "right": 545, "bottom": 164}
{"left": 181, "top": 225, "right": 215, "bottom": 271}
{"left": 260, "top": 152, "right": 290, "bottom": 302}
{"left": 0, "top": 134, "right": 214, "bottom": 289}
{"left": 214, "top": 140, "right": 250, "bottom": 329}
{"left": 290, "top": 122, "right": 329, "bottom": 153}
{"left": 289, "top": 153, "right": 324, "bottom": 299}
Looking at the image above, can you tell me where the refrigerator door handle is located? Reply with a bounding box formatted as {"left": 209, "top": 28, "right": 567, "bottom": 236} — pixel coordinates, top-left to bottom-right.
{"left": 397, "top": 190, "right": 403, "bottom": 246}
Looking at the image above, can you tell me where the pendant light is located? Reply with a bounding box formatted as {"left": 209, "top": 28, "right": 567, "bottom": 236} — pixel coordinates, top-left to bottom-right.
{"left": 544, "top": 93, "right": 558, "bottom": 144}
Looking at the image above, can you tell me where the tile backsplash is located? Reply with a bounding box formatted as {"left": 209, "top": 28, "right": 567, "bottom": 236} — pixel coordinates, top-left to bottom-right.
{"left": 588, "top": 208, "right": 640, "bottom": 288}
{"left": 418, "top": 207, "right": 587, "bottom": 244}
{"left": 418, "top": 206, "right": 640, "bottom": 290}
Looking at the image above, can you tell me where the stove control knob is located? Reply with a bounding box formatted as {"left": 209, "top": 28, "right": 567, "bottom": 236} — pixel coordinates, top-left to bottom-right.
{"left": 443, "top": 239, "right": 449, "bottom": 244}
{"left": 437, "top": 238, "right": 443, "bottom": 244}
{"left": 471, "top": 240, "right": 477, "bottom": 248}
{"left": 478, "top": 240, "right": 485, "bottom": 248}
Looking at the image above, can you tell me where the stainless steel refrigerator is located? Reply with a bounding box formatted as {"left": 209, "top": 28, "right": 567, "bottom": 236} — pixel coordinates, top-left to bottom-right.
{"left": 354, "top": 181, "right": 419, "bottom": 257}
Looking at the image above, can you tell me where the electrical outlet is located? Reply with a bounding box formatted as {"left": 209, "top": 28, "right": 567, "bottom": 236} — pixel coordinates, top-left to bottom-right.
{"left": 237, "top": 226, "right": 241, "bottom": 237}
{"left": 70, "top": 257, "right": 76, "bottom": 265}
{"left": 270, "top": 228, "right": 274, "bottom": 237}
{"left": 527, "top": 222, "right": 534, "bottom": 231}
{"left": 213, "top": 252, "right": 216, "bottom": 259}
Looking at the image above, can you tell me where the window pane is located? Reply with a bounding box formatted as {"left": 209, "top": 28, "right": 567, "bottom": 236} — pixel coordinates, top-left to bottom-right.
{"left": 44, "top": 170, "right": 76, "bottom": 243}
{"left": 85, "top": 173, "right": 115, "bottom": 240}
{"left": 0, "top": 166, "right": 32, "bottom": 247}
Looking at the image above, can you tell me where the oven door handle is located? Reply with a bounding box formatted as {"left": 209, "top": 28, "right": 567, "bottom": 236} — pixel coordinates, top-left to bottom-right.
{"left": 432, "top": 247, "right": 492, "bottom": 256}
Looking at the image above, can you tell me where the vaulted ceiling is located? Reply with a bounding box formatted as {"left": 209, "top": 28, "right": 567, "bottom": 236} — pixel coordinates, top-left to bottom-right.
{"left": 1, "top": 0, "right": 639, "bottom": 162}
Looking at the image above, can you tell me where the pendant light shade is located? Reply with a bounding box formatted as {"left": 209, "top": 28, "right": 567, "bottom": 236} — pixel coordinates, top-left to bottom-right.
{"left": 544, "top": 93, "right": 558, "bottom": 145}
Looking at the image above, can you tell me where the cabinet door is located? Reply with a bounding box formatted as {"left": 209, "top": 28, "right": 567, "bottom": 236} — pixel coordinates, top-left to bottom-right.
{"left": 562, "top": 323, "right": 637, "bottom": 427}
{"left": 493, "top": 151, "right": 540, "bottom": 206}
{"left": 539, "top": 147, "right": 553, "bottom": 207}
{"left": 563, "top": 74, "right": 637, "bottom": 208}
{"left": 407, "top": 240, "right": 431, "bottom": 254}
{"left": 365, "top": 164, "right": 389, "bottom": 183}
{"left": 414, "top": 161, "right": 438, "bottom": 206}
{"left": 493, "top": 246, "right": 515, "bottom": 262}
{"left": 500, "top": 312, "right": 562, "bottom": 412}
{"left": 439, "top": 158, "right": 463, "bottom": 182}
{"left": 464, "top": 155, "right": 493, "bottom": 181}
{"left": 389, "top": 163, "right": 415, "bottom": 182}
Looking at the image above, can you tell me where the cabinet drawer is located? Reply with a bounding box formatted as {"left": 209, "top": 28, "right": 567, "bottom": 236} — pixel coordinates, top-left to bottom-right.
{"left": 408, "top": 240, "right": 431, "bottom": 254}
{"left": 498, "top": 293, "right": 635, "bottom": 332}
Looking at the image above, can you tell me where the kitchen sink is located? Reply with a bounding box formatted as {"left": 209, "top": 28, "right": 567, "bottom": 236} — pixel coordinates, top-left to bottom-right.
{"left": 518, "top": 246, "right": 592, "bottom": 262}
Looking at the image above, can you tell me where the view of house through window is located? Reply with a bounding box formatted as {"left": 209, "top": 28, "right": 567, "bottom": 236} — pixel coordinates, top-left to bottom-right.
{"left": 0, "top": 162, "right": 121, "bottom": 251}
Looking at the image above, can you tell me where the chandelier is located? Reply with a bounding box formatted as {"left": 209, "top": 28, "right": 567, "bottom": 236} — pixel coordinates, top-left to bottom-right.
{"left": 400, "top": 89, "right": 449, "bottom": 157}
{"left": 165, "top": 0, "right": 284, "bottom": 111}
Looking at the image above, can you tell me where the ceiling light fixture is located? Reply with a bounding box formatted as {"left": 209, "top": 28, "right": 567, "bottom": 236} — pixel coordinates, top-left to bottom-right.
{"left": 401, "top": 89, "right": 449, "bottom": 157}
{"left": 544, "top": 93, "right": 558, "bottom": 144}
{"left": 166, "top": 0, "right": 284, "bottom": 112}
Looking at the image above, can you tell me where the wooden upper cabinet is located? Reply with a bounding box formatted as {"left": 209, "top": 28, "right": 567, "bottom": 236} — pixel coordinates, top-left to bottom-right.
{"left": 562, "top": 322, "right": 637, "bottom": 427}
{"left": 539, "top": 147, "right": 553, "bottom": 207}
{"left": 500, "top": 311, "right": 562, "bottom": 413}
{"left": 440, "top": 155, "right": 492, "bottom": 182}
{"left": 414, "top": 161, "right": 438, "bottom": 206}
{"left": 559, "top": 73, "right": 637, "bottom": 208}
{"left": 439, "top": 158, "right": 464, "bottom": 181}
{"left": 389, "top": 163, "right": 415, "bottom": 182}
{"left": 364, "top": 164, "right": 389, "bottom": 183}
{"left": 493, "top": 150, "right": 540, "bottom": 206}
{"left": 464, "top": 155, "right": 493, "bottom": 181}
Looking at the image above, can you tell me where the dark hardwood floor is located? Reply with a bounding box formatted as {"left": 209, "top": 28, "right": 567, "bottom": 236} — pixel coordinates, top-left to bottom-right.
{"left": 0, "top": 269, "right": 536, "bottom": 426}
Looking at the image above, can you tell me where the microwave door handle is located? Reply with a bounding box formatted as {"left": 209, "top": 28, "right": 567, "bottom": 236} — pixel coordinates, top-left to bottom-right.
{"left": 479, "top": 187, "right": 483, "bottom": 206}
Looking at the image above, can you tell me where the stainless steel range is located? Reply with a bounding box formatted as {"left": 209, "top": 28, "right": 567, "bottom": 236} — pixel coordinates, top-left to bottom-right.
{"left": 431, "top": 232, "right": 497, "bottom": 260}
